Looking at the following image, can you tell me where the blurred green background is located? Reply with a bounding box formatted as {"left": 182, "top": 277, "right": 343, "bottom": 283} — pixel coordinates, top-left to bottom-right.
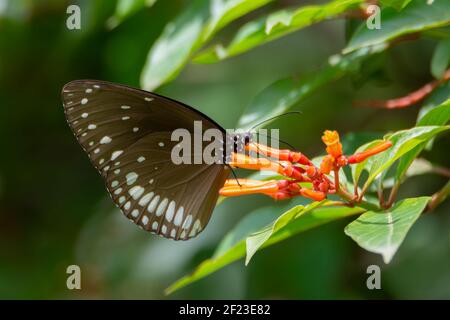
{"left": 0, "top": 0, "right": 449, "bottom": 299}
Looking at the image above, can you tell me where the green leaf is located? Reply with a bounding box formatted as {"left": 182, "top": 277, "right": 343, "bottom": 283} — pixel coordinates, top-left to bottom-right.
{"left": 245, "top": 201, "right": 323, "bottom": 264}
{"left": 394, "top": 99, "right": 450, "bottom": 184}
{"left": 353, "top": 126, "right": 450, "bottom": 192}
{"left": 431, "top": 38, "right": 450, "bottom": 79}
{"left": 166, "top": 203, "right": 364, "bottom": 294}
{"left": 344, "top": 0, "right": 450, "bottom": 53}
{"left": 194, "top": 0, "right": 363, "bottom": 63}
{"left": 341, "top": 132, "right": 384, "bottom": 155}
{"left": 417, "top": 82, "right": 450, "bottom": 125}
{"left": 140, "top": 0, "right": 274, "bottom": 90}
{"left": 108, "top": 0, "right": 157, "bottom": 28}
{"left": 237, "top": 44, "right": 388, "bottom": 129}
{"left": 417, "top": 98, "right": 450, "bottom": 126}
{"left": 140, "top": 0, "right": 209, "bottom": 90}
{"left": 345, "top": 197, "right": 430, "bottom": 263}
{"left": 201, "top": 0, "right": 275, "bottom": 42}
{"left": 352, "top": 139, "right": 384, "bottom": 188}
{"left": 380, "top": 0, "right": 412, "bottom": 10}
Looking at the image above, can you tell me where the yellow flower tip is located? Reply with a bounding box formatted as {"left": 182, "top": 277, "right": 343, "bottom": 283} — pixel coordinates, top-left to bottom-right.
{"left": 322, "top": 130, "right": 342, "bottom": 158}
{"left": 322, "top": 130, "right": 340, "bottom": 146}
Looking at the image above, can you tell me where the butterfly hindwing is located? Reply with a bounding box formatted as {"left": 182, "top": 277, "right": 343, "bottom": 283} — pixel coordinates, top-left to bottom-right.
{"left": 62, "top": 80, "right": 229, "bottom": 240}
{"left": 104, "top": 131, "right": 230, "bottom": 240}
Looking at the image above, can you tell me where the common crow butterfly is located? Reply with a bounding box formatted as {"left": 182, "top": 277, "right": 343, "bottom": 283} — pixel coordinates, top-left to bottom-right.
{"left": 62, "top": 80, "right": 252, "bottom": 241}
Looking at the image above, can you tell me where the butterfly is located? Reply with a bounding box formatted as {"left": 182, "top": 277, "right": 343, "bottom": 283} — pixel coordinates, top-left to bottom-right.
{"left": 61, "top": 80, "right": 251, "bottom": 240}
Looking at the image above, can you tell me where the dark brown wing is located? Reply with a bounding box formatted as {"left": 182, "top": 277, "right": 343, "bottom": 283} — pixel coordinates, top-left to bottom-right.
{"left": 62, "top": 80, "right": 229, "bottom": 240}
{"left": 104, "top": 131, "right": 230, "bottom": 240}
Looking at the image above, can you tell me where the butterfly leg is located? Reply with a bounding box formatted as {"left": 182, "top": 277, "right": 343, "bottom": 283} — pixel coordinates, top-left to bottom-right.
{"left": 246, "top": 142, "right": 311, "bottom": 165}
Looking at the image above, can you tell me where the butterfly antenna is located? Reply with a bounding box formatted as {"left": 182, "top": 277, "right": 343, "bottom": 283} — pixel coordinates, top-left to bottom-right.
{"left": 249, "top": 111, "right": 302, "bottom": 131}
{"left": 256, "top": 132, "right": 299, "bottom": 152}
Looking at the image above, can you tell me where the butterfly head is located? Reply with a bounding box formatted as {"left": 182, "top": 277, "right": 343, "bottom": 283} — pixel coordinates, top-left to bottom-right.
{"left": 226, "top": 131, "right": 253, "bottom": 155}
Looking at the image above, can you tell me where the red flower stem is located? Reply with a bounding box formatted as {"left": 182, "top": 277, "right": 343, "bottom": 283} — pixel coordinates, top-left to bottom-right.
{"left": 354, "top": 69, "right": 450, "bottom": 109}
{"left": 333, "top": 168, "right": 340, "bottom": 193}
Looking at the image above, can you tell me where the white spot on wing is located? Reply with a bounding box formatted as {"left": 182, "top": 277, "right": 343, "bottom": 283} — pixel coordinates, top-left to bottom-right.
{"left": 139, "top": 192, "right": 154, "bottom": 206}
{"left": 100, "top": 136, "right": 112, "bottom": 144}
{"left": 126, "top": 172, "right": 138, "bottom": 185}
{"left": 81, "top": 112, "right": 88, "bottom": 118}
{"left": 152, "top": 221, "right": 158, "bottom": 230}
{"left": 88, "top": 124, "right": 96, "bottom": 130}
{"left": 158, "top": 142, "right": 165, "bottom": 147}
{"left": 161, "top": 225, "right": 167, "bottom": 235}
{"left": 147, "top": 195, "right": 160, "bottom": 213}
{"left": 183, "top": 215, "right": 193, "bottom": 229}
{"left": 156, "top": 198, "right": 168, "bottom": 217}
{"left": 133, "top": 127, "right": 139, "bottom": 132}
{"left": 174, "top": 207, "right": 184, "bottom": 226}
{"left": 131, "top": 209, "right": 139, "bottom": 218}
{"left": 81, "top": 98, "right": 88, "bottom": 105}
{"left": 165, "top": 201, "right": 176, "bottom": 222}
{"left": 122, "top": 116, "right": 130, "bottom": 121}
{"left": 137, "top": 156, "right": 145, "bottom": 163}
{"left": 190, "top": 219, "right": 201, "bottom": 237}
{"left": 141, "top": 215, "right": 149, "bottom": 225}
{"left": 111, "top": 150, "right": 123, "bottom": 160}
{"left": 114, "top": 187, "right": 122, "bottom": 195}
{"left": 129, "top": 185, "right": 144, "bottom": 200}
{"left": 121, "top": 105, "right": 131, "bottom": 110}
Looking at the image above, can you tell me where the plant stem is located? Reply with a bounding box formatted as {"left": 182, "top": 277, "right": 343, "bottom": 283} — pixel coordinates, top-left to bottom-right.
{"left": 427, "top": 181, "right": 450, "bottom": 212}
{"left": 385, "top": 183, "right": 400, "bottom": 209}
{"left": 432, "top": 165, "right": 450, "bottom": 179}
{"left": 377, "top": 188, "right": 385, "bottom": 208}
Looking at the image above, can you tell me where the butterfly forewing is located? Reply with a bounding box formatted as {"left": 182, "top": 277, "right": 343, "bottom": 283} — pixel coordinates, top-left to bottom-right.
{"left": 62, "top": 80, "right": 229, "bottom": 240}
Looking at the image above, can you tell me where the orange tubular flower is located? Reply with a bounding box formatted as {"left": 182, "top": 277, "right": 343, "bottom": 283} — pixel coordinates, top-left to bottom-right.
{"left": 322, "top": 130, "right": 343, "bottom": 159}
{"left": 219, "top": 179, "right": 284, "bottom": 197}
{"left": 347, "top": 141, "right": 393, "bottom": 164}
{"left": 219, "top": 129, "right": 392, "bottom": 204}
{"left": 320, "top": 155, "right": 335, "bottom": 174}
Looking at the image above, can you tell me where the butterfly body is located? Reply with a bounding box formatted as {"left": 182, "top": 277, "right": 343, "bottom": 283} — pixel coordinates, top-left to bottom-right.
{"left": 62, "top": 80, "right": 239, "bottom": 240}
